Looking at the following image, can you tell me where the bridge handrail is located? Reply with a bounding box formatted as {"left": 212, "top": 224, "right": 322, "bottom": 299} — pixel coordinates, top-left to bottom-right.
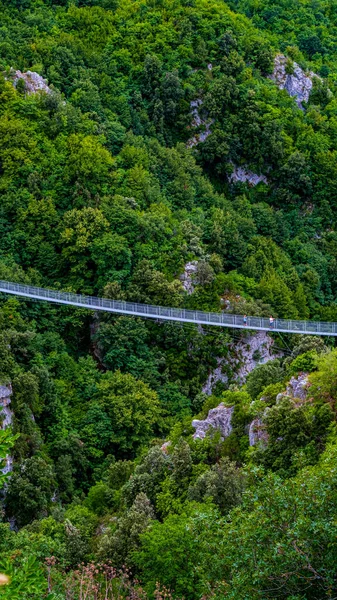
{"left": 0, "top": 280, "right": 335, "bottom": 336}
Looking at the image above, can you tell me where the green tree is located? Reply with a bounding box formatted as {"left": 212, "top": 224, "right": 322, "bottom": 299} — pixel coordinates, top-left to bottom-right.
{"left": 246, "top": 359, "right": 285, "bottom": 400}
{"left": 5, "top": 456, "right": 56, "bottom": 527}
{"left": 95, "top": 371, "right": 161, "bottom": 456}
{"left": 134, "top": 505, "right": 225, "bottom": 599}
{"left": 188, "top": 457, "right": 245, "bottom": 514}
{"left": 219, "top": 443, "right": 337, "bottom": 599}
{"left": 98, "top": 492, "right": 154, "bottom": 565}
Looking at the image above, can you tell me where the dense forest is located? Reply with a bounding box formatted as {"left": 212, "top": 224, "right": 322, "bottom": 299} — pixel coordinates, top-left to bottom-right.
{"left": 1, "top": 0, "right": 337, "bottom": 598}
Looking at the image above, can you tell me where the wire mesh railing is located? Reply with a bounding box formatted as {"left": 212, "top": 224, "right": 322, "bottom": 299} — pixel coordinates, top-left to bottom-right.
{"left": 0, "top": 280, "right": 335, "bottom": 336}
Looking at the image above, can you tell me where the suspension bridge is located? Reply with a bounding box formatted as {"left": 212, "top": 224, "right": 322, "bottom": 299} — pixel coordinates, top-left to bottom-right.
{"left": 0, "top": 280, "right": 335, "bottom": 336}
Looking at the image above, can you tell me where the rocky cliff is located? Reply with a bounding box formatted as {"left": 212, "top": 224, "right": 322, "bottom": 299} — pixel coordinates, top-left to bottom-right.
{"left": 187, "top": 99, "right": 213, "bottom": 148}
{"left": 10, "top": 70, "right": 52, "bottom": 95}
{"left": 271, "top": 54, "right": 318, "bottom": 108}
{"left": 203, "top": 331, "right": 280, "bottom": 395}
{"left": 192, "top": 404, "right": 234, "bottom": 440}
{"left": 0, "top": 385, "right": 13, "bottom": 475}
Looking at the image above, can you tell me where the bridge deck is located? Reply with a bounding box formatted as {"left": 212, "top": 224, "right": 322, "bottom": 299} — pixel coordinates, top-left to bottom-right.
{"left": 0, "top": 280, "right": 335, "bottom": 336}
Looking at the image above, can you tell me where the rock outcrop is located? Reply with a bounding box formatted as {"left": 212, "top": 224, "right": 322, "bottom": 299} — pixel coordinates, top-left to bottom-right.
{"left": 229, "top": 166, "right": 268, "bottom": 186}
{"left": 10, "top": 70, "right": 52, "bottom": 95}
{"left": 202, "top": 332, "right": 280, "bottom": 396}
{"left": 0, "top": 385, "right": 13, "bottom": 475}
{"left": 271, "top": 54, "right": 318, "bottom": 108}
{"left": 249, "top": 417, "right": 269, "bottom": 446}
{"left": 234, "top": 332, "right": 279, "bottom": 384}
{"left": 192, "top": 403, "right": 234, "bottom": 440}
{"left": 249, "top": 374, "right": 310, "bottom": 446}
{"left": 202, "top": 359, "right": 228, "bottom": 395}
{"left": 160, "top": 441, "right": 171, "bottom": 454}
{"left": 276, "top": 373, "right": 310, "bottom": 406}
{"left": 180, "top": 261, "right": 198, "bottom": 294}
{"left": 187, "top": 99, "right": 213, "bottom": 148}
{"left": 285, "top": 373, "right": 309, "bottom": 401}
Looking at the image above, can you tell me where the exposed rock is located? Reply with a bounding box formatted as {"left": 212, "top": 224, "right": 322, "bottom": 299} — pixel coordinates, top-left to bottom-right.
{"left": 187, "top": 99, "right": 213, "bottom": 148}
{"left": 276, "top": 373, "right": 310, "bottom": 406}
{"left": 10, "top": 69, "right": 52, "bottom": 95}
{"left": 233, "top": 332, "right": 280, "bottom": 384}
{"left": 229, "top": 166, "right": 268, "bottom": 186}
{"left": 180, "top": 261, "right": 198, "bottom": 295}
{"left": 161, "top": 441, "right": 171, "bottom": 454}
{"left": 286, "top": 373, "right": 309, "bottom": 401}
{"left": 202, "top": 332, "right": 280, "bottom": 396}
{"left": 3, "top": 456, "right": 13, "bottom": 476}
{"left": 192, "top": 403, "right": 234, "bottom": 440}
{"left": 271, "top": 54, "right": 319, "bottom": 108}
{"left": 0, "top": 385, "right": 13, "bottom": 475}
{"left": 202, "top": 359, "right": 228, "bottom": 395}
{"left": 249, "top": 374, "right": 310, "bottom": 447}
{"left": 249, "top": 417, "right": 269, "bottom": 446}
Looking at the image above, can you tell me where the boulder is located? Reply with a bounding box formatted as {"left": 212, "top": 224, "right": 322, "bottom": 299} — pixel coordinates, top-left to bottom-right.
{"left": 202, "top": 331, "right": 280, "bottom": 396}
{"left": 192, "top": 403, "right": 234, "bottom": 440}
{"left": 249, "top": 417, "right": 269, "bottom": 446}
{"left": 229, "top": 166, "right": 268, "bottom": 186}
{"left": 187, "top": 99, "right": 213, "bottom": 148}
{"left": 234, "top": 332, "right": 279, "bottom": 383}
{"left": 286, "top": 374, "right": 309, "bottom": 401}
{"left": 180, "top": 261, "right": 198, "bottom": 295}
{"left": 11, "top": 70, "right": 52, "bottom": 95}
{"left": 0, "top": 385, "right": 12, "bottom": 429}
{"left": 0, "top": 384, "right": 13, "bottom": 476}
{"left": 202, "top": 359, "right": 228, "bottom": 395}
{"left": 271, "top": 54, "right": 318, "bottom": 108}
{"left": 276, "top": 373, "right": 310, "bottom": 406}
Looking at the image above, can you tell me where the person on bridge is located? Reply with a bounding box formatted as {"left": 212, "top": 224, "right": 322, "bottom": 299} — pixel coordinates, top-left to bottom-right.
{"left": 243, "top": 315, "right": 247, "bottom": 326}
{"left": 269, "top": 316, "right": 274, "bottom": 329}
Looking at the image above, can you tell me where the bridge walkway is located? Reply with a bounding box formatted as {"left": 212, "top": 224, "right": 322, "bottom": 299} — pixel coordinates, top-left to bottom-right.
{"left": 0, "top": 280, "right": 335, "bottom": 336}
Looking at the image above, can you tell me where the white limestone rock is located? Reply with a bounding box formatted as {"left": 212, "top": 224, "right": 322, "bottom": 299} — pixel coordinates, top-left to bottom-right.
{"left": 249, "top": 417, "right": 269, "bottom": 446}
{"left": 202, "top": 359, "right": 228, "bottom": 395}
{"left": 271, "top": 54, "right": 319, "bottom": 108}
{"left": 161, "top": 441, "right": 171, "bottom": 454}
{"left": 192, "top": 403, "right": 234, "bottom": 440}
{"left": 276, "top": 373, "right": 310, "bottom": 405}
{"left": 11, "top": 69, "right": 52, "bottom": 95}
{"left": 250, "top": 374, "right": 310, "bottom": 447}
{"left": 229, "top": 166, "right": 268, "bottom": 186}
{"left": 286, "top": 373, "right": 309, "bottom": 401}
{"left": 0, "top": 384, "right": 13, "bottom": 476}
{"left": 234, "top": 332, "right": 280, "bottom": 384}
{"left": 202, "top": 332, "right": 280, "bottom": 396}
{"left": 187, "top": 99, "right": 213, "bottom": 148}
{"left": 180, "top": 261, "right": 198, "bottom": 295}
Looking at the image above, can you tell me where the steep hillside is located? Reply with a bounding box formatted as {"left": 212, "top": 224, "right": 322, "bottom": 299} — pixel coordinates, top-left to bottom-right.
{"left": 0, "top": 0, "right": 337, "bottom": 598}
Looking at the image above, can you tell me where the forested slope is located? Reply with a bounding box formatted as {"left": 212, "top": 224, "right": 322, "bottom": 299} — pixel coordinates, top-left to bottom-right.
{"left": 1, "top": 0, "right": 337, "bottom": 598}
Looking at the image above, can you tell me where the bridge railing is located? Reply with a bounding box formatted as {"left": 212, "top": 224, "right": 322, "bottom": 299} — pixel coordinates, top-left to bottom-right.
{"left": 0, "top": 280, "right": 335, "bottom": 336}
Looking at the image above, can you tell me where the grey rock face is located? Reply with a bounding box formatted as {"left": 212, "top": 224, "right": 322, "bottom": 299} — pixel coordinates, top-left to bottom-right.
{"left": 202, "top": 359, "right": 228, "bottom": 395}
{"left": 229, "top": 166, "right": 268, "bottom": 186}
{"left": 276, "top": 373, "right": 309, "bottom": 405}
{"left": 160, "top": 441, "right": 171, "bottom": 454}
{"left": 234, "top": 332, "right": 279, "bottom": 384}
{"left": 249, "top": 417, "right": 269, "bottom": 446}
{"left": 250, "top": 374, "right": 310, "bottom": 447}
{"left": 286, "top": 374, "right": 309, "bottom": 401}
{"left": 202, "top": 332, "right": 280, "bottom": 396}
{"left": 187, "top": 99, "right": 213, "bottom": 148}
{"left": 192, "top": 403, "right": 234, "bottom": 440}
{"left": 11, "top": 70, "right": 52, "bottom": 95}
{"left": 180, "top": 261, "right": 198, "bottom": 295}
{"left": 271, "top": 54, "right": 318, "bottom": 108}
{"left": 0, "top": 385, "right": 13, "bottom": 475}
